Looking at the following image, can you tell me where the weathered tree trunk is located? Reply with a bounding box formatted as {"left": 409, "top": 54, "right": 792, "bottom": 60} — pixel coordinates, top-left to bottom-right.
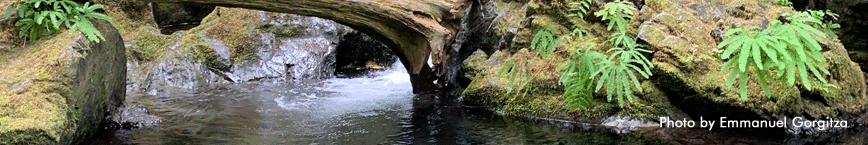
{"left": 142, "top": 0, "right": 469, "bottom": 93}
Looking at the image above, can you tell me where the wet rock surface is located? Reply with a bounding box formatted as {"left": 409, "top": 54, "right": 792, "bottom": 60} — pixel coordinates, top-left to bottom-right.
{"left": 107, "top": 104, "right": 162, "bottom": 130}
{"left": 126, "top": 8, "right": 352, "bottom": 94}
{"left": 226, "top": 12, "right": 349, "bottom": 82}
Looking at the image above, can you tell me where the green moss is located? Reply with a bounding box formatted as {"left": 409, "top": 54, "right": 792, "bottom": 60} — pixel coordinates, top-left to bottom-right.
{"left": 191, "top": 7, "right": 261, "bottom": 63}
{"left": 130, "top": 27, "right": 173, "bottom": 61}
{"left": 265, "top": 24, "right": 296, "bottom": 37}
{"left": 0, "top": 31, "right": 77, "bottom": 144}
{"left": 94, "top": 0, "right": 157, "bottom": 39}
{"left": 179, "top": 34, "right": 220, "bottom": 68}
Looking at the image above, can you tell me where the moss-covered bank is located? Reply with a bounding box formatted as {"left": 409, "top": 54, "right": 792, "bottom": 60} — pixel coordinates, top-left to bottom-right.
{"left": 462, "top": 0, "right": 868, "bottom": 135}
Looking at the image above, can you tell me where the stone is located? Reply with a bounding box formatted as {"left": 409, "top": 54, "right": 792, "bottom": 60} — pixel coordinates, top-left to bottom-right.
{"left": 107, "top": 104, "right": 161, "bottom": 130}
{"left": 0, "top": 19, "right": 126, "bottom": 144}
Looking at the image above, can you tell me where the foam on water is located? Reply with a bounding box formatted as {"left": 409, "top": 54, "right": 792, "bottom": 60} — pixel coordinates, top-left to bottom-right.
{"left": 274, "top": 62, "right": 414, "bottom": 118}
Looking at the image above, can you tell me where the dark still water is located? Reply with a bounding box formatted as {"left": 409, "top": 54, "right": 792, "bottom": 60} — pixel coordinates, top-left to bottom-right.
{"left": 89, "top": 63, "right": 866, "bottom": 144}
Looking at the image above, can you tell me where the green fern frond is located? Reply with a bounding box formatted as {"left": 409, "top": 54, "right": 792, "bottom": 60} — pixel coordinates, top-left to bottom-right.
{"left": 570, "top": 25, "right": 588, "bottom": 38}
{"left": 531, "top": 29, "right": 557, "bottom": 58}
{"left": 808, "top": 10, "right": 841, "bottom": 39}
{"left": 594, "top": 0, "right": 635, "bottom": 33}
{"left": 559, "top": 1, "right": 650, "bottom": 108}
{"left": 719, "top": 12, "right": 833, "bottom": 99}
{"left": 568, "top": 0, "right": 595, "bottom": 20}
{"left": 777, "top": 0, "right": 793, "bottom": 7}
{"left": 4, "top": 0, "right": 112, "bottom": 42}
{"left": 558, "top": 42, "right": 603, "bottom": 108}
{"left": 591, "top": 58, "right": 645, "bottom": 107}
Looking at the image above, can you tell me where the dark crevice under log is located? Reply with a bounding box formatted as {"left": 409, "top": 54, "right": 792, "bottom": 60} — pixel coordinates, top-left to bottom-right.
{"left": 142, "top": 0, "right": 470, "bottom": 93}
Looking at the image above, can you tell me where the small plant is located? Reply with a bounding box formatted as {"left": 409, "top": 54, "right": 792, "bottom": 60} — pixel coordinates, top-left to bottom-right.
{"left": 558, "top": 42, "right": 603, "bottom": 108}
{"left": 498, "top": 28, "right": 558, "bottom": 96}
{"left": 777, "top": 0, "right": 793, "bottom": 7}
{"left": 568, "top": 25, "right": 589, "bottom": 39}
{"left": 498, "top": 54, "right": 534, "bottom": 95}
{"left": 531, "top": 29, "right": 558, "bottom": 58}
{"left": 718, "top": 12, "right": 833, "bottom": 99}
{"left": 568, "top": 0, "right": 595, "bottom": 20}
{"left": 594, "top": 0, "right": 635, "bottom": 33}
{"left": 559, "top": 0, "right": 651, "bottom": 108}
{"left": 808, "top": 10, "right": 841, "bottom": 39}
{"left": 566, "top": 0, "right": 594, "bottom": 40}
{"left": 3, "top": 0, "right": 112, "bottom": 42}
{"left": 685, "top": 47, "right": 714, "bottom": 62}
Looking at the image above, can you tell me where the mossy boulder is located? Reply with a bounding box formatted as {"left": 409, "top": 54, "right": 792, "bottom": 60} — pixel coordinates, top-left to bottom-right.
{"left": 462, "top": 0, "right": 676, "bottom": 124}
{"left": 0, "top": 19, "right": 126, "bottom": 144}
{"left": 462, "top": 0, "right": 867, "bottom": 136}
{"left": 638, "top": 0, "right": 867, "bottom": 132}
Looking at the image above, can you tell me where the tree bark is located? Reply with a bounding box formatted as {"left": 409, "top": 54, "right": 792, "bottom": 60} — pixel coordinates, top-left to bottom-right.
{"left": 142, "top": 0, "right": 468, "bottom": 93}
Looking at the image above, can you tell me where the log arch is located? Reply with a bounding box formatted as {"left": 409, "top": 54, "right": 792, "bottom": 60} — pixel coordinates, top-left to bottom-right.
{"left": 143, "top": 0, "right": 470, "bottom": 93}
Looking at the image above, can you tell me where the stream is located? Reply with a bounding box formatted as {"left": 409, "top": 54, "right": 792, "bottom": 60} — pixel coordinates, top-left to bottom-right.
{"left": 89, "top": 63, "right": 659, "bottom": 144}
{"left": 85, "top": 62, "right": 868, "bottom": 144}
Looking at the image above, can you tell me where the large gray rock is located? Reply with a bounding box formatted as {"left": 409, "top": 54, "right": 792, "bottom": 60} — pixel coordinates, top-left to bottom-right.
{"left": 228, "top": 12, "right": 349, "bottom": 82}
{"left": 0, "top": 19, "right": 126, "bottom": 144}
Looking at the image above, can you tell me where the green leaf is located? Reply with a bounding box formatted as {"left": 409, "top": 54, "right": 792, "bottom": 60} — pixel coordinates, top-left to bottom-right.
{"left": 3, "top": 3, "right": 16, "bottom": 19}
{"left": 756, "top": 69, "right": 772, "bottom": 98}
{"left": 721, "top": 39, "right": 743, "bottom": 59}
{"left": 738, "top": 41, "right": 750, "bottom": 72}
{"left": 738, "top": 71, "right": 748, "bottom": 100}
{"left": 804, "top": 61, "right": 827, "bottom": 83}
{"left": 726, "top": 67, "right": 738, "bottom": 88}
{"left": 35, "top": 11, "right": 44, "bottom": 24}
{"left": 798, "top": 62, "right": 811, "bottom": 90}
{"left": 752, "top": 41, "right": 763, "bottom": 69}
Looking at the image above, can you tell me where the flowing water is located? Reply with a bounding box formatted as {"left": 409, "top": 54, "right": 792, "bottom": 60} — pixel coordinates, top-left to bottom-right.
{"left": 94, "top": 63, "right": 662, "bottom": 144}
{"left": 87, "top": 62, "right": 868, "bottom": 144}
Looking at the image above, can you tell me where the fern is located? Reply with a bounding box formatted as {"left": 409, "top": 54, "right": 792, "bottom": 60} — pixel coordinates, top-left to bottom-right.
{"left": 776, "top": 0, "right": 793, "bottom": 7}
{"left": 718, "top": 26, "right": 782, "bottom": 99}
{"left": 773, "top": 12, "right": 831, "bottom": 90}
{"left": 497, "top": 28, "right": 564, "bottom": 98}
{"left": 531, "top": 29, "right": 558, "bottom": 58}
{"left": 497, "top": 52, "right": 534, "bottom": 96}
{"left": 568, "top": 0, "right": 595, "bottom": 20}
{"left": 808, "top": 10, "right": 841, "bottom": 39}
{"left": 594, "top": 0, "right": 635, "bottom": 33}
{"left": 569, "top": 25, "right": 589, "bottom": 39}
{"left": 558, "top": 1, "right": 651, "bottom": 108}
{"left": 591, "top": 54, "right": 647, "bottom": 107}
{"left": 4, "top": 0, "right": 112, "bottom": 42}
{"left": 718, "top": 12, "right": 832, "bottom": 99}
{"left": 566, "top": 0, "right": 594, "bottom": 40}
{"left": 558, "top": 42, "right": 603, "bottom": 108}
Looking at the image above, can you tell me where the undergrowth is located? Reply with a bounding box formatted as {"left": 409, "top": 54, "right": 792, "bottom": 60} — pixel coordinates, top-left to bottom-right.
{"left": 558, "top": 0, "right": 652, "bottom": 108}
{"left": 718, "top": 11, "right": 838, "bottom": 99}
{"left": 498, "top": 28, "right": 558, "bottom": 97}
{"left": 776, "top": 0, "right": 793, "bottom": 7}
{"left": 4, "top": 0, "right": 112, "bottom": 43}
